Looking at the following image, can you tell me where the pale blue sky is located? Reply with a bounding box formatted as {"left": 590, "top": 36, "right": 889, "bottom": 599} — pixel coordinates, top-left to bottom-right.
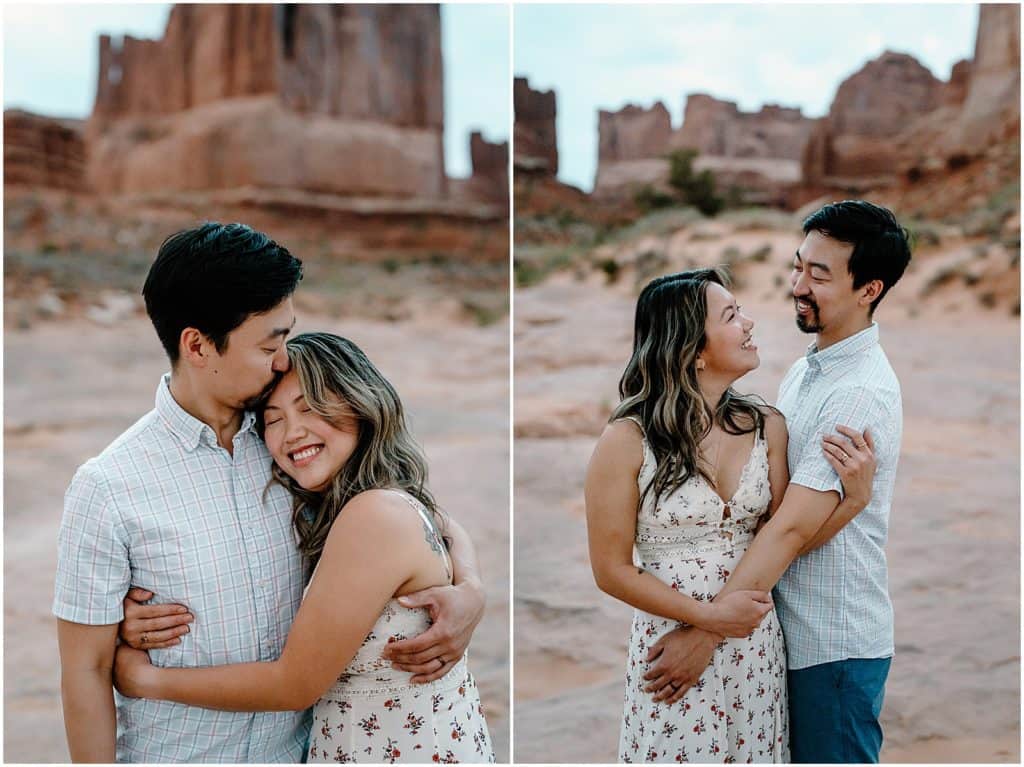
{"left": 3, "top": 3, "right": 509, "bottom": 179}
{"left": 514, "top": 4, "right": 978, "bottom": 191}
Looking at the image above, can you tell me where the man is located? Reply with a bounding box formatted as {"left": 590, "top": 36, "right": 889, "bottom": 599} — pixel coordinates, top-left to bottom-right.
{"left": 641, "top": 200, "right": 911, "bottom": 763}
{"left": 54, "top": 223, "right": 485, "bottom": 762}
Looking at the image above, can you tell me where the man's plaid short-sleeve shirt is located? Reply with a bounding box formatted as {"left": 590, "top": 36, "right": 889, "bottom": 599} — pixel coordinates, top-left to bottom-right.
{"left": 774, "top": 323, "right": 902, "bottom": 671}
{"left": 54, "top": 375, "right": 310, "bottom": 762}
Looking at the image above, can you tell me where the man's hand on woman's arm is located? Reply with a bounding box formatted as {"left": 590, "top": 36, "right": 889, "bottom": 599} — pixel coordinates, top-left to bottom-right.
{"left": 383, "top": 516, "right": 486, "bottom": 683}
{"left": 57, "top": 619, "right": 119, "bottom": 763}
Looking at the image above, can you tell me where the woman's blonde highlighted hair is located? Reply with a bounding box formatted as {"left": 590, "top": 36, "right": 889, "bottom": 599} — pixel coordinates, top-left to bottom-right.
{"left": 261, "top": 332, "right": 444, "bottom": 568}
{"left": 611, "top": 268, "right": 773, "bottom": 508}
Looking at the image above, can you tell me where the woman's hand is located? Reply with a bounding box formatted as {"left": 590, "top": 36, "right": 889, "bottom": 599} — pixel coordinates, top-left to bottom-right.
{"left": 113, "top": 644, "right": 157, "bottom": 699}
{"left": 700, "top": 590, "right": 774, "bottom": 637}
{"left": 822, "top": 425, "right": 876, "bottom": 508}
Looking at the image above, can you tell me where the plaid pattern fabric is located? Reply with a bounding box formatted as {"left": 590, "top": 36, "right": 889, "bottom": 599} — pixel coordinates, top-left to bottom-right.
{"left": 54, "top": 375, "right": 310, "bottom": 762}
{"left": 774, "top": 324, "right": 902, "bottom": 671}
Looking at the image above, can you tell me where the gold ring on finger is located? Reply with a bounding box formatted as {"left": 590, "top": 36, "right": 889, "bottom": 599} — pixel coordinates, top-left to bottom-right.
{"left": 141, "top": 633, "right": 148, "bottom": 645}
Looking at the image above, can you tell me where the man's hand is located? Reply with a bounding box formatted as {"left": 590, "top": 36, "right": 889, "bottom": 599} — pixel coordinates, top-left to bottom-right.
{"left": 381, "top": 581, "right": 486, "bottom": 683}
{"left": 702, "top": 590, "right": 773, "bottom": 638}
{"left": 643, "top": 626, "right": 721, "bottom": 705}
{"left": 119, "top": 587, "right": 193, "bottom": 650}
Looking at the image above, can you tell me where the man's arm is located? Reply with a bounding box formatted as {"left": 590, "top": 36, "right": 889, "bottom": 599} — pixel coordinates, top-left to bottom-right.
{"left": 56, "top": 620, "right": 118, "bottom": 763}
{"left": 381, "top": 515, "right": 486, "bottom": 682}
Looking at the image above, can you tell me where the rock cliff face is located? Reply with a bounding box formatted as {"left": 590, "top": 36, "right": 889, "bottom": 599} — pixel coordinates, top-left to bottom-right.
{"left": 514, "top": 77, "right": 558, "bottom": 175}
{"left": 673, "top": 94, "right": 812, "bottom": 161}
{"left": 804, "top": 4, "right": 1020, "bottom": 204}
{"left": 86, "top": 4, "right": 447, "bottom": 198}
{"left": 593, "top": 95, "right": 811, "bottom": 203}
{"left": 802, "top": 51, "right": 944, "bottom": 186}
{"left": 597, "top": 103, "right": 671, "bottom": 163}
{"left": 453, "top": 132, "right": 508, "bottom": 205}
{"left": 3, "top": 111, "right": 87, "bottom": 190}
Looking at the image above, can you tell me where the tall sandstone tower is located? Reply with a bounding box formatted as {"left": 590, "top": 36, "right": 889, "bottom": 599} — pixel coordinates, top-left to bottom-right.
{"left": 87, "top": 4, "right": 447, "bottom": 199}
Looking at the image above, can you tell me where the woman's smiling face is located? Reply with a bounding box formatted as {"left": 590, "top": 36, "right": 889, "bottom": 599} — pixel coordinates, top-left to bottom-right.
{"left": 263, "top": 370, "right": 359, "bottom": 492}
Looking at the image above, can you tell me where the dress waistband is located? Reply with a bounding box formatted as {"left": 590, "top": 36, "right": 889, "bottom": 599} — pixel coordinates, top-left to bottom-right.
{"left": 635, "top": 525, "right": 755, "bottom": 557}
{"left": 319, "top": 655, "right": 469, "bottom": 700}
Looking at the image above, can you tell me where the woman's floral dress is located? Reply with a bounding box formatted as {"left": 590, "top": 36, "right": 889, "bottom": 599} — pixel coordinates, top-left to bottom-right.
{"left": 618, "top": 420, "right": 788, "bottom": 764}
{"left": 306, "top": 494, "right": 494, "bottom": 764}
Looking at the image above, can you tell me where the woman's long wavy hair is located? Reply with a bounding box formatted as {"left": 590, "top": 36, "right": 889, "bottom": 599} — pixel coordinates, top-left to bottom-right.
{"left": 611, "top": 267, "right": 773, "bottom": 508}
{"left": 260, "top": 332, "right": 445, "bottom": 568}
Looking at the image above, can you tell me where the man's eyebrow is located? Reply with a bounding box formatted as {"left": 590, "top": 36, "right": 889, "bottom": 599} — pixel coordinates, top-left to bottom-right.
{"left": 793, "top": 251, "right": 831, "bottom": 273}
{"left": 262, "top": 316, "right": 297, "bottom": 342}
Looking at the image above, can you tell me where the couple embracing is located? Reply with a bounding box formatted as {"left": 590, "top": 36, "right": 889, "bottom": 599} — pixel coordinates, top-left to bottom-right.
{"left": 587, "top": 200, "right": 911, "bottom": 763}
{"left": 54, "top": 223, "right": 495, "bottom": 763}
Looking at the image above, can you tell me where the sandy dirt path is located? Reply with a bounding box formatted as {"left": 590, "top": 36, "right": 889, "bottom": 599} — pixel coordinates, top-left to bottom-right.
{"left": 513, "top": 238, "right": 1019, "bottom": 763}
{"left": 4, "top": 312, "right": 510, "bottom": 762}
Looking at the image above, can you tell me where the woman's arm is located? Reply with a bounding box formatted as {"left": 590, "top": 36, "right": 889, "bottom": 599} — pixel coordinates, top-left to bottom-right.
{"left": 381, "top": 515, "right": 487, "bottom": 683}
{"left": 585, "top": 420, "right": 771, "bottom": 638}
{"left": 115, "top": 490, "right": 428, "bottom": 712}
{"left": 796, "top": 426, "right": 876, "bottom": 555}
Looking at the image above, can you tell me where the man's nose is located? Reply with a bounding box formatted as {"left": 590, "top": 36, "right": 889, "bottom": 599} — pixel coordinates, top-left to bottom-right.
{"left": 791, "top": 270, "right": 809, "bottom": 295}
{"left": 272, "top": 346, "right": 290, "bottom": 373}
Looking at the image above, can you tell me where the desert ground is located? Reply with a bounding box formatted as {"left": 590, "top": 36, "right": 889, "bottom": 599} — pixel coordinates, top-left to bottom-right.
{"left": 4, "top": 306, "right": 510, "bottom": 762}
{"left": 513, "top": 211, "right": 1020, "bottom": 762}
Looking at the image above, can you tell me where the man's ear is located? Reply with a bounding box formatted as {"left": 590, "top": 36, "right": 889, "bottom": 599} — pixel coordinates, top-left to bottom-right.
{"left": 858, "top": 279, "right": 884, "bottom": 308}
{"left": 178, "top": 327, "right": 211, "bottom": 368}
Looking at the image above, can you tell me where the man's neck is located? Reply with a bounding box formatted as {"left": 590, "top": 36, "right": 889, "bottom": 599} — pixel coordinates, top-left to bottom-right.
{"left": 815, "top": 316, "right": 872, "bottom": 352}
{"left": 168, "top": 372, "right": 243, "bottom": 452}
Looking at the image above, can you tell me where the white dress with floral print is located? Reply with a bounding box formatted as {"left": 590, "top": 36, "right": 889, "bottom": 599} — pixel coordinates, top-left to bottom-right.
{"left": 306, "top": 493, "right": 494, "bottom": 764}
{"left": 618, "top": 421, "right": 788, "bottom": 764}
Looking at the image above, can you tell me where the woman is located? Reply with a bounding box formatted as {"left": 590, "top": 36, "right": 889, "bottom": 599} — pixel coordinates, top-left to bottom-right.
{"left": 115, "top": 332, "right": 494, "bottom": 764}
{"left": 585, "top": 269, "right": 875, "bottom": 763}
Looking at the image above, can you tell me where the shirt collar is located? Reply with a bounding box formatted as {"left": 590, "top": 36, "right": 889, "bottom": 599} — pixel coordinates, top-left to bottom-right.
{"left": 155, "top": 373, "right": 258, "bottom": 452}
{"left": 805, "top": 322, "right": 879, "bottom": 374}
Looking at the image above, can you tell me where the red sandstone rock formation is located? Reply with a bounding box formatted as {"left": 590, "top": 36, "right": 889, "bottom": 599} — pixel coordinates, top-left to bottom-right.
{"left": 802, "top": 51, "right": 944, "bottom": 187}
{"left": 514, "top": 77, "right": 558, "bottom": 175}
{"left": 942, "top": 59, "right": 972, "bottom": 108}
{"left": 940, "top": 3, "right": 1020, "bottom": 159}
{"left": 86, "top": 4, "right": 447, "bottom": 199}
{"left": 673, "top": 94, "right": 812, "bottom": 161}
{"left": 453, "top": 132, "right": 509, "bottom": 205}
{"left": 3, "top": 110, "right": 87, "bottom": 191}
{"left": 597, "top": 103, "right": 671, "bottom": 163}
{"left": 593, "top": 95, "right": 811, "bottom": 204}
{"left": 804, "top": 4, "right": 1019, "bottom": 219}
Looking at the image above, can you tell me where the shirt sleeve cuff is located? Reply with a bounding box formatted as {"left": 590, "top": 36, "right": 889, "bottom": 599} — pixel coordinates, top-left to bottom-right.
{"left": 52, "top": 599, "right": 123, "bottom": 626}
{"left": 789, "top": 471, "right": 846, "bottom": 501}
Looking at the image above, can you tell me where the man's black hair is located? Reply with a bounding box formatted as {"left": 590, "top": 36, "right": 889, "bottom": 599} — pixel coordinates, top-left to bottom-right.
{"left": 802, "top": 200, "right": 912, "bottom": 315}
{"left": 143, "top": 222, "right": 303, "bottom": 364}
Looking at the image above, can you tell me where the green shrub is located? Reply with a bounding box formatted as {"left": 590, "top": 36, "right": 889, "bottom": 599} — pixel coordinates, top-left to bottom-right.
{"left": 667, "top": 149, "right": 724, "bottom": 217}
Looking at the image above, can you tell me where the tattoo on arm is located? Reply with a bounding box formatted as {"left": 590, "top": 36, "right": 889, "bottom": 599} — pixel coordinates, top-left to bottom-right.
{"left": 422, "top": 518, "right": 446, "bottom": 559}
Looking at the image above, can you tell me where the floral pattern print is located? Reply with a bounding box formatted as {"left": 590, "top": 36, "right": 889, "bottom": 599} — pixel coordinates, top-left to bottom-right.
{"left": 619, "top": 423, "right": 789, "bottom": 763}
{"left": 305, "top": 493, "right": 494, "bottom": 763}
